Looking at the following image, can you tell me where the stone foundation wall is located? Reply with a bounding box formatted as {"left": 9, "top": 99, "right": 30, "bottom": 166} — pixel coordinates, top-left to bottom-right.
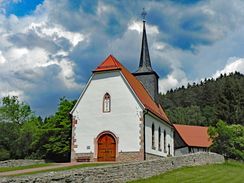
{"left": 145, "top": 153, "right": 165, "bottom": 160}
{"left": 117, "top": 151, "right": 144, "bottom": 162}
{"left": 74, "top": 151, "right": 144, "bottom": 162}
{"left": 75, "top": 153, "right": 94, "bottom": 162}
{"left": 0, "top": 160, "right": 46, "bottom": 168}
{"left": 0, "top": 152, "right": 224, "bottom": 183}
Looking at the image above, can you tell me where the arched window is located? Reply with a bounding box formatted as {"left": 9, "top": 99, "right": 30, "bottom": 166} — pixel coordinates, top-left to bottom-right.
{"left": 152, "top": 123, "right": 155, "bottom": 149}
{"left": 158, "top": 127, "right": 161, "bottom": 151}
{"left": 103, "top": 93, "right": 111, "bottom": 112}
{"left": 164, "top": 130, "right": 166, "bottom": 152}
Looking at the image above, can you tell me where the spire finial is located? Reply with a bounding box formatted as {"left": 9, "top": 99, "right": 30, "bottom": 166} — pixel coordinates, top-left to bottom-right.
{"left": 141, "top": 8, "right": 147, "bottom": 21}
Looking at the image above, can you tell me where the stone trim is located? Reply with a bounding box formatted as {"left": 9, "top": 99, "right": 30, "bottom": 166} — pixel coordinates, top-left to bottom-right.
{"left": 139, "top": 112, "right": 145, "bottom": 160}
{"left": 70, "top": 116, "right": 78, "bottom": 162}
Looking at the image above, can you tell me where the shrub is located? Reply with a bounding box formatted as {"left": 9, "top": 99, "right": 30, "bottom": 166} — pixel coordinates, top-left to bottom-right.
{"left": 0, "top": 148, "right": 10, "bottom": 161}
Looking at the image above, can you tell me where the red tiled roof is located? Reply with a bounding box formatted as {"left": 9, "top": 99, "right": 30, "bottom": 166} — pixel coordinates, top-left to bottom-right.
{"left": 95, "top": 55, "right": 121, "bottom": 71}
{"left": 173, "top": 124, "right": 212, "bottom": 147}
{"left": 94, "top": 55, "right": 170, "bottom": 124}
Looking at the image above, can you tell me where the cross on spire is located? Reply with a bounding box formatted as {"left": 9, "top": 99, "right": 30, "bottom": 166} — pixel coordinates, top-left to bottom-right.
{"left": 141, "top": 8, "right": 147, "bottom": 21}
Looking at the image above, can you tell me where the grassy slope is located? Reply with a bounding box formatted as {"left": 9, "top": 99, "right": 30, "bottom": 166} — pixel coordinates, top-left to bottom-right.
{"left": 129, "top": 161, "right": 244, "bottom": 183}
{"left": 10, "top": 163, "right": 110, "bottom": 176}
{"left": 15, "top": 163, "right": 109, "bottom": 175}
{"left": 0, "top": 163, "right": 53, "bottom": 173}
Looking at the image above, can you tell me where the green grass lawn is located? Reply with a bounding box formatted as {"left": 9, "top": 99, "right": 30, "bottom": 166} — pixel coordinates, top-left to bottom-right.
{"left": 0, "top": 163, "right": 53, "bottom": 173}
{"left": 129, "top": 161, "right": 244, "bottom": 183}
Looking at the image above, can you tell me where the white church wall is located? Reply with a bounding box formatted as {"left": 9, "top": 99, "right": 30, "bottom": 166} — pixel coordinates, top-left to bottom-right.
{"left": 145, "top": 114, "right": 174, "bottom": 157}
{"left": 72, "top": 70, "right": 143, "bottom": 155}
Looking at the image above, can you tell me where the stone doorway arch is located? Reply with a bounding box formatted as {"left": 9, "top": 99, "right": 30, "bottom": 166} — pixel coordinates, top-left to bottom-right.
{"left": 95, "top": 131, "right": 118, "bottom": 161}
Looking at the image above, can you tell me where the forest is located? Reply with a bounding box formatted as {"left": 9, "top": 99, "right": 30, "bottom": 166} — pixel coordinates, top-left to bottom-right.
{"left": 159, "top": 72, "right": 244, "bottom": 126}
{"left": 0, "top": 96, "right": 76, "bottom": 162}
{"left": 0, "top": 72, "right": 243, "bottom": 162}
{"left": 159, "top": 72, "right": 244, "bottom": 160}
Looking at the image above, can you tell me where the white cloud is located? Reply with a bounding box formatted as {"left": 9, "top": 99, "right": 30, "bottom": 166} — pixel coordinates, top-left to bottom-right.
{"left": 159, "top": 69, "right": 189, "bottom": 94}
{"left": 0, "top": 2, "right": 86, "bottom": 116}
{"left": 128, "top": 20, "right": 159, "bottom": 35}
{"left": 153, "top": 42, "right": 167, "bottom": 51}
{"left": 2, "top": 46, "right": 81, "bottom": 89}
{"left": 28, "top": 22, "right": 85, "bottom": 47}
{"left": 58, "top": 60, "right": 81, "bottom": 90}
{"left": 213, "top": 57, "right": 244, "bottom": 78}
{"left": 5, "top": 47, "right": 28, "bottom": 60}
{"left": 97, "top": 1, "right": 114, "bottom": 16}
{"left": 0, "top": 90, "right": 24, "bottom": 100}
{"left": 0, "top": 50, "right": 6, "bottom": 64}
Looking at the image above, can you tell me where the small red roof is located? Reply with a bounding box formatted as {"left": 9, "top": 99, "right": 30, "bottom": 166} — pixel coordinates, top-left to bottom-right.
{"left": 173, "top": 124, "right": 212, "bottom": 147}
{"left": 95, "top": 55, "right": 121, "bottom": 71}
{"left": 94, "top": 55, "right": 170, "bottom": 124}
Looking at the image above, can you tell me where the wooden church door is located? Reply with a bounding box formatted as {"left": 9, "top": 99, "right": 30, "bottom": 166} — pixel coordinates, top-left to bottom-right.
{"left": 97, "top": 134, "right": 116, "bottom": 161}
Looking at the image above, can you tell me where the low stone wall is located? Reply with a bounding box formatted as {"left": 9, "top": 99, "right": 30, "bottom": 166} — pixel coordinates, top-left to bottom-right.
{"left": 0, "top": 160, "right": 46, "bottom": 168}
{"left": 0, "top": 152, "right": 224, "bottom": 183}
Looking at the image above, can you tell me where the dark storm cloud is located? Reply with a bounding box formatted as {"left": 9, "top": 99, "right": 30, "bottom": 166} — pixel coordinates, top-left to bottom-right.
{"left": 8, "top": 31, "right": 61, "bottom": 52}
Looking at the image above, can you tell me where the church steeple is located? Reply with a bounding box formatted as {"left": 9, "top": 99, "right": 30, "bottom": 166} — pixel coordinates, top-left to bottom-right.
{"left": 137, "top": 20, "right": 153, "bottom": 73}
{"left": 133, "top": 9, "right": 159, "bottom": 102}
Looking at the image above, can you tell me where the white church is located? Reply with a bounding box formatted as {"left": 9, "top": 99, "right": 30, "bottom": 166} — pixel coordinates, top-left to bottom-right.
{"left": 70, "top": 19, "right": 210, "bottom": 162}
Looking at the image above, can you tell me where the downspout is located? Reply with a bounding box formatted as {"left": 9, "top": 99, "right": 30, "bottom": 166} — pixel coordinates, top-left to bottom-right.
{"left": 143, "top": 109, "right": 148, "bottom": 160}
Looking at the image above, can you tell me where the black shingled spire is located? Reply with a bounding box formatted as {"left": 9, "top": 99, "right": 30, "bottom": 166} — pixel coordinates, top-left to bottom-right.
{"left": 136, "top": 20, "right": 153, "bottom": 73}
{"left": 133, "top": 15, "right": 159, "bottom": 102}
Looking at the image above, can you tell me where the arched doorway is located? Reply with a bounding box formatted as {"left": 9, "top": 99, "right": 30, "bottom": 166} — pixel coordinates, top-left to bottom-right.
{"left": 97, "top": 133, "right": 116, "bottom": 161}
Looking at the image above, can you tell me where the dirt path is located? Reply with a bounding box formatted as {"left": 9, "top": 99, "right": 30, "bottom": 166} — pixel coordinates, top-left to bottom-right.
{"left": 0, "top": 162, "right": 82, "bottom": 176}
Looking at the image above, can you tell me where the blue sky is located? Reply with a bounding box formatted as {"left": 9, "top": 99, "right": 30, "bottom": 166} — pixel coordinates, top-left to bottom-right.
{"left": 3, "top": 0, "right": 44, "bottom": 16}
{"left": 0, "top": 0, "right": 244, "bottom": 117}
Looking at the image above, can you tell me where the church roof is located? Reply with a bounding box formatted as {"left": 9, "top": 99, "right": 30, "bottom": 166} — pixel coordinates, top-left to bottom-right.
{"left": 173, "top": 124, "right": 212, "bottom": 148}
{"left": 94, "top": 55, "right": 170, "bottom": 124}
{"left": 94, "top": 55, "right": 121, "bottom": 71}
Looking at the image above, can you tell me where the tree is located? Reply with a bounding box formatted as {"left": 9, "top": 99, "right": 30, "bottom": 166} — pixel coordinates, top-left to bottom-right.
{"left": 0, "top": 96, "right": 32, "bottom": 124}
{"left": 166, "top": 106, "right": 207, "bottom": 126}
{"left": 216, "top": 77, "right": 244, "bottom": 125}
{"left": 14, "top": 117, "right": 43, "bottom": 159}
{"left": 0, "top": 121, "right": 18, "bottom": 160}
{"left": 208, "top": 120, "right": 244, "bottom": 160}
{"left": 40, "top": 97, "right": 76, "bottom": 162}
{"left": 0, "top": 96, "right": 41, "bottom": 159}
